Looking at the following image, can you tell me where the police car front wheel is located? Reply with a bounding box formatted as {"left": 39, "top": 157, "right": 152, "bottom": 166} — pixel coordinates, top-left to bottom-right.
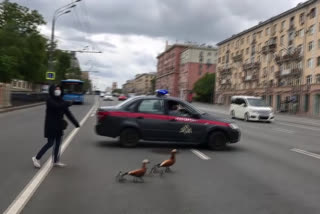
{"left": 120, "top": 128, "right": 140, "bottom": 147}
{"left": 207, "top": 131, "right": 227, "bottom": 150}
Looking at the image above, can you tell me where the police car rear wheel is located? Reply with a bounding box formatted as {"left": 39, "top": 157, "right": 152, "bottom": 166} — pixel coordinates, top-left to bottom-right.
{"left": 208, "top": 131, "right": 227, "bottom": 150}
{"left": 120, "top": 128, "right": 140, "bottom": 147}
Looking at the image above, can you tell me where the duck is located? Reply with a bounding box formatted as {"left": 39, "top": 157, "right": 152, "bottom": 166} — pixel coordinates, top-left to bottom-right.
{"left": 150, "top": 149, "right": 177, "bottom": 175}
{"left": 116, "top": 159, "right": 150, "bottom": 182}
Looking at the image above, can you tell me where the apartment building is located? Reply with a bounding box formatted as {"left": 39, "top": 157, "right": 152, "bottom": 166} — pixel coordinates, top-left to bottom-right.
{"left": 122, "top": 80, "right": 135, "bottom": 94}
{"left": 156, "top": 42, "right": 217, "bottom": 99}
{"left": 156, "top": 44, "right": 188, "bottom": 97}
{"left": 179, "top": 46, "right": 217, "bottom": 100}
{"left": 216, "top": 0, "right": 320, "bottom": 116}
{"left": 134, "top": 73, "right": 156, "bottom": 95}
{"left": 122, "top": 72, "right": 156, "bottom": 95}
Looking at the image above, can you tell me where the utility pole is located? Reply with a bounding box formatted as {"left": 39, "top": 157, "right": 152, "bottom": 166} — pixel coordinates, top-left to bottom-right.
{"left": 48, "top": 0, "right": 81, "bottom": 73}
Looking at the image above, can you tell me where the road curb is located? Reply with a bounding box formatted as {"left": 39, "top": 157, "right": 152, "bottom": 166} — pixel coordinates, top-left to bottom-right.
{"left": 0, "top": 102, "right": 45, "bottom": 114}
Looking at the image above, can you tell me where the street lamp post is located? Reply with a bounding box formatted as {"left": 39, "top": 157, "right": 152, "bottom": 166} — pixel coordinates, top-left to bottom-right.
{"left": 48, "top": 0, "right": 81, "bottom": 72}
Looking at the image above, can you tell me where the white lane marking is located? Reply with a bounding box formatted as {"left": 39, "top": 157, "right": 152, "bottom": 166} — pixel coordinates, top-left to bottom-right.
{"left": 291, "top": 148, "right": 320, "bottom": 160}
{"left": 4, "top": 98, "right": 98, "bottom": 214}
{"left": 272, "top": 128, "right": 294, "bottom": 134}
{"left": 191, "top": 149, "right": 211, "bottom": 160}
{"left": 90, "top": 108, "right": 97, "bottom": 117}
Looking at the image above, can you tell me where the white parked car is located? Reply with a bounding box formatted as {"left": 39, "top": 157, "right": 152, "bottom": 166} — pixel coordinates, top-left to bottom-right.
{"left": 103, "top": 95, "right": 114, "bottom": 101}
{"left": 230, "top": 96, "right": 274, "bottom": 122}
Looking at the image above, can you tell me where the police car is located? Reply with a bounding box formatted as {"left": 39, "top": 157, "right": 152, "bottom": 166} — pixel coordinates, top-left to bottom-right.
{"left": 95, "top": 90, "right": 241, "bottom": 150}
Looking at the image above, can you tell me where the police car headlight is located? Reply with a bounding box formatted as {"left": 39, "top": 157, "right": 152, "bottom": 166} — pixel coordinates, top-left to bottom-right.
{"left": 229, "top": 123, "right": 239, "bottom": 130}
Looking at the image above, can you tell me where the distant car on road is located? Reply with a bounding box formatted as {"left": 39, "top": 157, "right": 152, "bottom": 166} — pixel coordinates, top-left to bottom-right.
{"left": 96, "top": 91, "right": 241, "bottom": 149}
{"left": 118, "top": 95, "right": 127, "bottom": 101}
{"left": 100, "top": 93, "right": 105, "bottom": 98}
{"left": 104, "top": 95, "right": 114, "bottom": 101}
{"left": 230, "top": 96, "right": 274, "bottom": 122}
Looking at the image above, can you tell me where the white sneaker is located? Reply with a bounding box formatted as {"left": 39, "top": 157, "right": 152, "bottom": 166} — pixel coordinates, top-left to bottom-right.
{"left": 53, "top": 162, "right": 66, "bottom": 167}
{"left": 32, "top": 157, "right": 41, "bottom": 168}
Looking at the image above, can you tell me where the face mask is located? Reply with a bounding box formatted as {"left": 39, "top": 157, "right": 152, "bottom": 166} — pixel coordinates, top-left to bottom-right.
{"left": 54, "top": 90, "right": 61, "bottom": 97}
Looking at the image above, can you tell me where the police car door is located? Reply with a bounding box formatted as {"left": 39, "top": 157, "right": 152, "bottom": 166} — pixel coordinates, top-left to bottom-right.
{"left": 135, "top": 99, "right": 169, "bottom": 140}
{"left": 166, "top": 100, "right": 204, "bottom": 142}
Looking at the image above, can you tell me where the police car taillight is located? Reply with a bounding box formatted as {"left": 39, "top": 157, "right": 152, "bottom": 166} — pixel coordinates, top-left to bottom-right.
{"left": 97, "top": 110, "right": 109, "bottom": 121}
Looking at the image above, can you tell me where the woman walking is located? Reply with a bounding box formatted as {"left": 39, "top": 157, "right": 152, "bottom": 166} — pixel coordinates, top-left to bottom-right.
{"left": 32, "top": 84, "right": 80, "bottom": 168}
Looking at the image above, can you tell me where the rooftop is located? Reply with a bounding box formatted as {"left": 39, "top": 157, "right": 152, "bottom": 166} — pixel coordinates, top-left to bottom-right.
{"left": 217, "top": 0, "right": 317, "bottom": 46}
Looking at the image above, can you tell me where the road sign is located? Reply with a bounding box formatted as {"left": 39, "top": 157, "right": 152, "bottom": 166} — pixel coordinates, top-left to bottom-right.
{"left": 46, "top": 72, "right": 55, "bottom": 80}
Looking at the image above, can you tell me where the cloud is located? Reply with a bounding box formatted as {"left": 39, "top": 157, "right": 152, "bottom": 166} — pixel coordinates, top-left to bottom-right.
{"left": 14, "top": 0, "right": 300, "bottom": 90}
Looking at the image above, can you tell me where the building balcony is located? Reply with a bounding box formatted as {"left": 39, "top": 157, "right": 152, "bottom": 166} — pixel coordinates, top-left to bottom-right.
{"left": 275, "top": 68, "right": 302, "bottom": 79}
{"left": 261, "top": 43, "right": 277, "bottom": 55}
{"left": 242, "top": 73, "right": 259, "bottom": 82}
{"left": 232, "top": 54, "right": 243, "bottom": 62}
{"left": 219, "top": 67, "right": 232, "bottom": 76}
{"left": 242, "top": 62, "right": 260, "bottom": 71}
{"left": 275, "top": 50, "right": 302, "bottom": 64}
{"left": 219, "top": 79, "right": 231, "bottom": 85}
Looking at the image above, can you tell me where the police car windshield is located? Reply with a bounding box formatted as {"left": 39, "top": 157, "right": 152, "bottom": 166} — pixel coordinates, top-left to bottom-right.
{"left": 247, "top": 98, "right": 268, "bottom": 107}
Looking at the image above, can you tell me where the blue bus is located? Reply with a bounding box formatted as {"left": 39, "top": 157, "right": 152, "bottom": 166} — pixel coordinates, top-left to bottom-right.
{"left": 61, "top": 79, "right": 85, "bottom": 104}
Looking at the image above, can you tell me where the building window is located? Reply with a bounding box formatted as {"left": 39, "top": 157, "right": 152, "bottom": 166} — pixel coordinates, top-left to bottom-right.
{"left": 308, "top": 41, "right": 315, "bottom": 51}
{"left": 265, "top": 27, "right": 270, "bottom": 36}
{"left": 280, "top": 35, "right": 284, "bottom": 45}
{"left": 307, "top": 58, "right": 314, "bottom": 68}
{"left": 208, "top": 52, "right": 212, "bottom": 56}
{"left": 247, "top": 36, "right": 250, "bottom": 44}
{"left": 309, "top": 25, "right": 315, "bottom": 35}
{"left": 241, "top": 38, "right": 244, "bottom": 45}
{"left": 281, "top": 20, "right": 286, "bottom": 31}
{"left": 246, "top": 48, "right": 249, "bottom": 55}
{"left": 271, "top": 65, "right": 274, "bottom": 73}
{"left": 218, "top": 57, "right": 221, "bottom": 63}
{"left": 310, "top": 8, "right": 316, "bottom": 19}
{"left": 316, "top": 74, "right": 320, "bottom": 83}
{"left": 317, "top": 56, "right": 320, "bottom": 66}
{"left": 272, "top": 24, "right": 277, "bottom": 34}
{"left": 298, "top": 29, "right": 304, "bottom": 37}
{"left": 290, "top": 16, "right": 295, "bottom": 27}
{"left": 306, "top": 75, "right": 312, "bottom": 84}
{"left": 300, "top": 13, "right": 305, "bottom": 25}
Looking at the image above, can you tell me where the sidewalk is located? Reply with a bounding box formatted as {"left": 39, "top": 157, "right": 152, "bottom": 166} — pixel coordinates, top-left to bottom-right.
{"left": 193, "top": 102, "right": 320, "bottom": 128}
{"left": 0, "top": 102, "right": 45, "bottom": 114}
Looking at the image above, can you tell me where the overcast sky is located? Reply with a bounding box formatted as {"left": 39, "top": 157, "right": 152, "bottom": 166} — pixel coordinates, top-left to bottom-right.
{"left": 15, "top": 0, "right": 302, "bottom": 90}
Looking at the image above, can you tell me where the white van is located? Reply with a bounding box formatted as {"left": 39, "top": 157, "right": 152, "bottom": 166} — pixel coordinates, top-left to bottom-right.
{"left": 230, "top": 96, "right": 274, "bottom": 122}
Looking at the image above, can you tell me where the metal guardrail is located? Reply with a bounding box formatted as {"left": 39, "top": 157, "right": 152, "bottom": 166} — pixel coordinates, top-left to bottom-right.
{"left": 11, "top": 92, "right": 49, "bottom": 106}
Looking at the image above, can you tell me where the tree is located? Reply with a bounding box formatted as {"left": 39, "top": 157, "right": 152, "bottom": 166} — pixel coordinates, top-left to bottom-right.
{"left": 0, "top": 1, "right": 47, "bottom": 83}
{"left": 82, "top": 78, "right": 92, "bottom": 92}
{"left": 150, "top": 77, "right": 156, "bottom": 93}
{"left": 193, "top": 73, "right": 215, "bottom": 103}
{"left": 112, "top": 89, "right": 122, "bottom": 94}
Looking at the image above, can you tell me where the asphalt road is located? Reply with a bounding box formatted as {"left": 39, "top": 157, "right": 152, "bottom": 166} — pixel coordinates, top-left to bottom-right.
{"left": 1, "top": 97, "right": 320, "bottom": 214}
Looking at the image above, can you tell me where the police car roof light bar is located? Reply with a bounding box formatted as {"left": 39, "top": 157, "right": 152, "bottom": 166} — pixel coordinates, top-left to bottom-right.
{"left": 156, "top": 89, "right": 168, "bottom": 97}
